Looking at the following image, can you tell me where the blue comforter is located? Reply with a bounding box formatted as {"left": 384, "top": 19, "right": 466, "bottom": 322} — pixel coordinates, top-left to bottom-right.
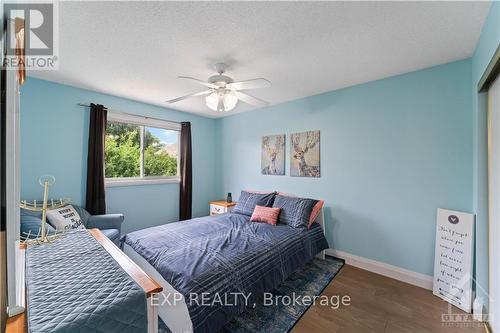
{"left": 27, "top": 230, "right": 147, "bottom": 333}
{"left": 124, "top": 213, "right": 329, "bottom": 333}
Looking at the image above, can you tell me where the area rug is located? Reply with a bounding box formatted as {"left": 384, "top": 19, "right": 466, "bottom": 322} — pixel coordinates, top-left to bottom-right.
{"left": 159, "top": 255, "right": 344, "bottom": 333}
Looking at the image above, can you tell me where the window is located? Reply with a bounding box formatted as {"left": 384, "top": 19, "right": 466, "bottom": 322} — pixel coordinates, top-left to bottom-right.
{"left": 104, "top": 112, "right": 181, "bottom": 186}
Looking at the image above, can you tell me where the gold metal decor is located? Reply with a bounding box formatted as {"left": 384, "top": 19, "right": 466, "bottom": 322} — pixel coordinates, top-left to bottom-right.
{"left": 20, "top": 175, "right": 69, "bottom": 244}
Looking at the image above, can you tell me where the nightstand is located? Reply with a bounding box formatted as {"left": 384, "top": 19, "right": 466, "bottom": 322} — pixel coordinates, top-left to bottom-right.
{"left": 210, "top": 201, "right": 236, "bottom": 216}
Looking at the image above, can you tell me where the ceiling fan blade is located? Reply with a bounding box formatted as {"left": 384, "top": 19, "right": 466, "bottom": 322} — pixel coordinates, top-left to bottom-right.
{"left": 166, "top": 90, "right": 212, "bottom": 104}
{"left": 233, "top": 91, "right": 269, "bottom": 107}
{"left": 178, "top": 76, "right": 218, "bottom": 89}
{"left": 227, "top": 78, "right": 271, "bottom": 90}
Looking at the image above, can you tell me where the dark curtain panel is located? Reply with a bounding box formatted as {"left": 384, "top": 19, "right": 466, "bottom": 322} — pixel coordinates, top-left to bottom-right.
{"left": 85, "top": 103, "right": 107, "bottom": 215}
{"left": 179, "top": 122, "right": 192, "bottom": 220}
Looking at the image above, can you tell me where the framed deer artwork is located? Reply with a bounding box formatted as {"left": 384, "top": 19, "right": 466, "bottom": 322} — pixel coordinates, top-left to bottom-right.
{"left": 290, "top": 130, "right": 320, "bottom": 177}
{"left": 261, "top": 134, "right": 285, "bottom": 175}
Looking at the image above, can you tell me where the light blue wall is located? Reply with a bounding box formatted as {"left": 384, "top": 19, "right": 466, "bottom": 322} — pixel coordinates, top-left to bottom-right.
{"left": 472, "top": 0, "right": 500, "bottom": 304}
{"left": 19, "top": 36, "right": 482, "bottom": 281}
{"left": 216, "top": 60, "right": 473, "bottom": 276}
{"left": 20, "top": 78, "right": 217, "bottom": 233}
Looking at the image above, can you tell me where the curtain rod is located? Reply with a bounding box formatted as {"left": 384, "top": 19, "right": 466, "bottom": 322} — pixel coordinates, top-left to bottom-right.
{"left": 77, "top": 103, "right": 182, "bottom": 125}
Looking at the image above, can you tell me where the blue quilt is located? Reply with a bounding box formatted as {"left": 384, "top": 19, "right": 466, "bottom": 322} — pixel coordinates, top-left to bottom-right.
{"left": 124, "top": 213, "right": 329, "bottom": 333}
{"left": 26, "top": 229, "right": 147, "bottom": 333}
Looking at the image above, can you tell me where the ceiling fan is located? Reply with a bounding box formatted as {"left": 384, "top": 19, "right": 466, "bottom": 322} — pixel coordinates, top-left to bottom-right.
{"left": 166, "top": 63, "right": 271, "bottom": 112}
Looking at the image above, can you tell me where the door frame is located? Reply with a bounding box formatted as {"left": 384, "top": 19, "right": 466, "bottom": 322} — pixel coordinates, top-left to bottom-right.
{"left": 481, "top": 44, "right": 500, "bottom": 331}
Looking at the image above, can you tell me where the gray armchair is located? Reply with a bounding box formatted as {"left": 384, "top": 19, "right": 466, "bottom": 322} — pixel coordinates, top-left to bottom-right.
{"left": 86, "top": 214, "right": 124, "bottom": 244}
{"left": 21, "top": 204, "right": 124, "bottom": 245}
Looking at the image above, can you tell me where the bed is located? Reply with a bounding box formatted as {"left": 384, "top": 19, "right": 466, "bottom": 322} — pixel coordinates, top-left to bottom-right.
{"left": 123, "top": 210, "right": 328, "bottom": 333}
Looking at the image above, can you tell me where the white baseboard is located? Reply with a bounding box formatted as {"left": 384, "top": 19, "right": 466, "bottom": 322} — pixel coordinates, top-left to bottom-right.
{"left": 326, "top": 249, "right": 433, "bottom": 290}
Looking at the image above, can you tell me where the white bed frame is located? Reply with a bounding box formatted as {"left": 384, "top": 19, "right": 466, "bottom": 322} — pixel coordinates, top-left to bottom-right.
{"left": 123, "top": 207, "right": 326, "bottom": 333}
{"left": 124, "top": 243, "right": 193, "bottom": 333}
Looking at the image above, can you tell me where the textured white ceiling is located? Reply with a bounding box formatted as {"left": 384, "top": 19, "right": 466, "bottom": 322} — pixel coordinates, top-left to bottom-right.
{"left": 30, "top": 1, "right": 491, "bottom": 118}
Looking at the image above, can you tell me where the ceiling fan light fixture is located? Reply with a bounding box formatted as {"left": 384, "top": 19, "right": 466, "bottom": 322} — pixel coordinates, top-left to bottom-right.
{"left": 223, "top": 92, "right": 238, "bottom": 111}
{"left": 205, "top": 92, "right": 219, "bottom": 111}
{"left": 205, "top": 91, "right": 238, "bottom": 112}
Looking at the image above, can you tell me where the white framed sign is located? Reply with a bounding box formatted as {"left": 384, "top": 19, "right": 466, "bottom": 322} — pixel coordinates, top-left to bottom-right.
{"left": 433, "top": 208, "right": 475, "bottom": 312}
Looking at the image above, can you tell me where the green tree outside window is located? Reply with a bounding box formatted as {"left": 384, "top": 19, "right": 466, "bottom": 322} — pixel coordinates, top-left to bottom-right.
{"left": 105, "top": 121, "right": 178, "bottom": 178}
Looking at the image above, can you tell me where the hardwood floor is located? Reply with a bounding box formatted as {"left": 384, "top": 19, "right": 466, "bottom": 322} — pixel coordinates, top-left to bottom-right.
{"left": 292, "top": 265, "right": 486, "bottom": 333}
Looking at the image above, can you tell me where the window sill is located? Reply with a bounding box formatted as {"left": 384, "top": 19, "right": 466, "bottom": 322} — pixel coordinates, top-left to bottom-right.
{"left": 105, "top": 177, "right": 180, "bottom": 187}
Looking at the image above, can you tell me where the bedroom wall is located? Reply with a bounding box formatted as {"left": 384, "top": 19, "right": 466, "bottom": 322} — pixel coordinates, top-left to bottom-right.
{"left": 20, "top": 78, "right": 217, "bottom": 233}
{"left": 471, "top": 0, "right": 500, "bottom": 308}
{"left": 215, "top": 59, "right": 473, "bottom": 277}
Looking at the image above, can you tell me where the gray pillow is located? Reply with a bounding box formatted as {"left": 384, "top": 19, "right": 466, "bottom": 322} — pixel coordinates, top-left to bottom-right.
{"left": 272, "top": 195, "right": 318, "bottom": 228}
{"left": 20, "top": 214, "right": 56, "bottom": 238}
{"left": 233, "top": 191, "right": 276, "bottom": 216}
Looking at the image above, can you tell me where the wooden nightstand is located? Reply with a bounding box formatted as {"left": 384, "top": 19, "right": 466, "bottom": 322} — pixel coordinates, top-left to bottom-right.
{"left": 210, "top": 201, "right": 236, "bottom": 216}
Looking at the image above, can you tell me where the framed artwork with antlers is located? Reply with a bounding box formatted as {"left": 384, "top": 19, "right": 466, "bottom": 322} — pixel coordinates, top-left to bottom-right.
{"left": 261, "top": 134, "right": 285, "bottom": 175}
{"left": 290, "top": 130, "right": 320, "bottom": 177}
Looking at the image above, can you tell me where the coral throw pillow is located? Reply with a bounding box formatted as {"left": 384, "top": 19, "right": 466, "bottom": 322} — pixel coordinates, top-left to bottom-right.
{"left": 250, "top": 205, "right": 281, "bottom": 226}
{"left": 308, "top": 200, "right": 325, "bottom": 229}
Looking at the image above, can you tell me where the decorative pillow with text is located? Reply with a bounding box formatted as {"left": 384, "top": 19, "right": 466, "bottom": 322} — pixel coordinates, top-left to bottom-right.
{"left": 46, "top": 205, "right": 85, "bottom": 232}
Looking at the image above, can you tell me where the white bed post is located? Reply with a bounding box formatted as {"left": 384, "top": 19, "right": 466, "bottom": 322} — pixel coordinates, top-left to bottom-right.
{"left": 316, "top": 208, "right": 326, "bottom": 260}
{"left": 147, "top": 293, "right": 159, "bottom": 333}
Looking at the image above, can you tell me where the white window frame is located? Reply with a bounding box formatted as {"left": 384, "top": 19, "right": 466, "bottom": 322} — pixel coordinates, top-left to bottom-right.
{"left": 105, "top": 112, "right": 181, "bottom": 187}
